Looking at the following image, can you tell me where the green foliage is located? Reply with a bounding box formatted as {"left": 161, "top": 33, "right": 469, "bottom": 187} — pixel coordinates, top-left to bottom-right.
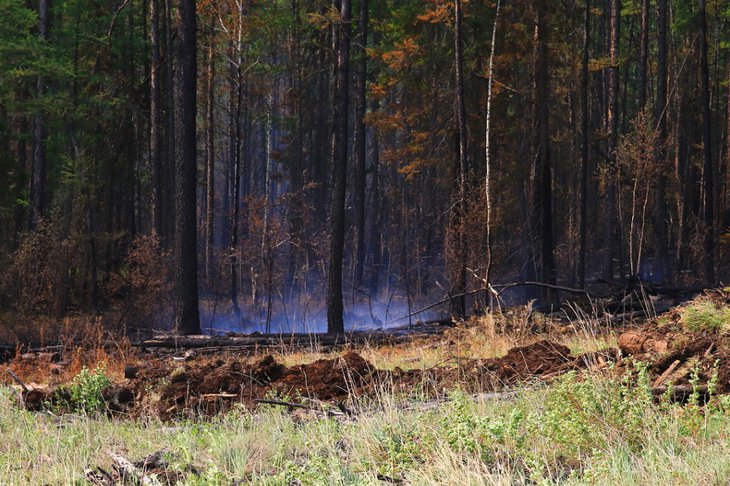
{"left": 58, "top": 364, "right": 111, "bottom": 414}
{"left": 680, "top": 301, "right": 730, "bottom": 333}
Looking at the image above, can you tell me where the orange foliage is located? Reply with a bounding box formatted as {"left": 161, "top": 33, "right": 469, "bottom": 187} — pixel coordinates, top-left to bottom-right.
{"left": 381, "top": 37, "right": 420, "bottom": 71}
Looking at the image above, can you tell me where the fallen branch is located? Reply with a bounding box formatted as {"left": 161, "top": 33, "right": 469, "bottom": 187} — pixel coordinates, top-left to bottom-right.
{"left": 5, "top": 368, "right": 28, "bottom": 393}
{"left": 254, "top": 398, "right": 312, "bottom": 410}
{"left": 652, "top": 360, "right": 681, "bottom": 387}
{"left": 493, "top": 281, "right": 591, "bottom": 297}
{"left": 108, "top": 452, "right": 157, "bottom": 486}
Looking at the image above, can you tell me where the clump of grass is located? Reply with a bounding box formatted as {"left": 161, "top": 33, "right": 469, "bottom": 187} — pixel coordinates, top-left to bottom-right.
{"left": 680, "top": 301, "right": 730, "bottom": 333}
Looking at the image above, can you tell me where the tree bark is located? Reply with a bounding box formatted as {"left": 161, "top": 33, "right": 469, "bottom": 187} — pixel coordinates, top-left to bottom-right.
{"left": 173, "top": 0, "right": 201, "bottom": 334}
{"left": 326, "top": 0, "right": 351, "bottom": 335}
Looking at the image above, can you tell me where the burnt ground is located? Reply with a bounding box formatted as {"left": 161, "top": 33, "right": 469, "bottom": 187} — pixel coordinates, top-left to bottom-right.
{"left": 3, "top": 289, "right": 729, "bottom": 419}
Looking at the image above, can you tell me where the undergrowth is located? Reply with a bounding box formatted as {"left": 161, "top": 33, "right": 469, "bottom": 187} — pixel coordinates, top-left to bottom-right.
{"left": 0, "top": 367, "right": 728, "bottom": 485}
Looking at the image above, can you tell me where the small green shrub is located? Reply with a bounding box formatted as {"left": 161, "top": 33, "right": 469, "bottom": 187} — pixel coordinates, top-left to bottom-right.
{"left": 680, "top": 301, "right": 730, "bottom": 332}
{"left": 59, "top": 364, "right": 112, "bottom": 413}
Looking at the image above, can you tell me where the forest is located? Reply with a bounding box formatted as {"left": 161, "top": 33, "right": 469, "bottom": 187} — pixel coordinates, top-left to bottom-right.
{"left": 3, "top": 1, "right": 730, "bottom": 484}
{"left": 0, "top": 0, "right": 729, "bottom": 338}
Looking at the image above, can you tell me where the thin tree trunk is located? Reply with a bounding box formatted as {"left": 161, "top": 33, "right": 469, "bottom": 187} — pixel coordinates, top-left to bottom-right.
{"left": 229, "top": 12, "right": 244, "bottom": 319}
{"left": 452, "top": 0, "right": 468, "bottom": 318}
{"left": 205, "top": 18, "right": 215, "bottom": 282}
{"left": 699, "top": 0, "right": 715, "bottom": 285}
{"left": 637, "top": 0, "right": 649, "bottom": 111}
{"left": 29, "top": 0, "right": 50, "bottom": 230}
{"left": 326, "top": 0, "right": 351, "bottom": 335}
{"left": 352, "top": 0, "right": 368, "bottom": 289}
{"left": 654, "top": 0, "right": 669, "bottom": 280}
{"left": 578, "top": 0, "right": 590, "bottom": 288}
{"left": 484, "top": 0, "right": 501, "bottom": 292}
{"left": 604, "top": 0, "right": 620, "bottom": 281}
{"left": 173, "top": 0, "right": 201, "bottom": 334}
{"left": 150, "top": 0, "right": 163, "bottom": 237}
{"left": 162, "top": 0, "right": 176, "bottom": 246}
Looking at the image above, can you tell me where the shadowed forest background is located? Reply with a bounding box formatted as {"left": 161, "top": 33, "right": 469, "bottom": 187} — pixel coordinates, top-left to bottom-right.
{"left": 0, "top": 0, "right": 729, "bottom": 339}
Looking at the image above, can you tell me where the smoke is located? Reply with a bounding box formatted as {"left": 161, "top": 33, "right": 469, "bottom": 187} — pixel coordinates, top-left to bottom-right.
{"left": 200, "top": 296, "right": 444, "bottom": 335}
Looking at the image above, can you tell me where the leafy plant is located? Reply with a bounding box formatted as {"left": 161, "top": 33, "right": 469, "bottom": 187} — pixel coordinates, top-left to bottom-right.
{"left": 58, "top": 364, "right": 111, "bottom": 414}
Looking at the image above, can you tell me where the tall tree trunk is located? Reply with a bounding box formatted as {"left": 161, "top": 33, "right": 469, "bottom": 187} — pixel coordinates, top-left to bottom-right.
{"left": 484, "top": 0, "right": 501, "bottom": 291}
{"left": 326, "top": 0, "right": 351, "bottom": 335}
{"left": 150, "top": 0, "right": 163, "bottom": 237}
{"left": 352, "top": 0, "right": 368, "bottom": 289}
{"left": 533, "top": 0, "right": 556, "bottom": 299}
{"left": 162, "top": 0, "right": 176, "bottom": 246}
{"left": 604, "top": 0, "right": 620, "bottom": 281}
{"left": 205, "top": 18, "right": 215, "bottom": 282}
{"left": 451, "top": 0, "right": 468, "bottom": 318}
{"left": 699, "top": 0, "right": 715, "bottom": 285}
{"left": 29, "top": 0, "right": 50, "bottom": 230}
{"left": 654, "top": 0, "right": 669, "bottom": 280}
{"left": 229, "top": 11, "right": 244, "bottom": 319}
{"left": 173, "top": 0, "right": 201, "bottom": 334}
{"left": 578, "top": 0, "right": 590, "bottom": 288}
{"left": 637, "top": 0, "right": 649, "bottom": 112}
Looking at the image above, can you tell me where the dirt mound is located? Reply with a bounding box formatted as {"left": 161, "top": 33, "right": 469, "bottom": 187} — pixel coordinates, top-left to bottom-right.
{"left": 273, "top": 351, "right": 378, "bottom": 400}
{"left": 153, "top": 352, "right": 379, "bottom": 418}
{"left": 484, "top": 340, "right": 573, "bottom": 382}
{"left": 617, "top": 293, "right": 730, "bottom": 394}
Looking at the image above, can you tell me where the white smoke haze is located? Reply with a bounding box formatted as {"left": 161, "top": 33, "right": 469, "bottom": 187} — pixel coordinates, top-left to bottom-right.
{"left": 199, "top": 295, "right": 445, "bottom": 335}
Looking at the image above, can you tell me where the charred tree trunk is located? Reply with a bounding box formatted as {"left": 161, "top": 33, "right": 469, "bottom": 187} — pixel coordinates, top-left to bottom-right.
{"left": 326, "top": 0, "right": 351, "bottom": 335}
{"left": 533, "top": 0, "right": 556, "bottom": 300}
{"left": 173, "top": 0, "right": 201, "bottom": 334}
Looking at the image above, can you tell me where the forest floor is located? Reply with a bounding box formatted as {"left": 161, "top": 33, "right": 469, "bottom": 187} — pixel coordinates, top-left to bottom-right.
{"left": 0, "top": 289, "right": 729, "bottom": 484}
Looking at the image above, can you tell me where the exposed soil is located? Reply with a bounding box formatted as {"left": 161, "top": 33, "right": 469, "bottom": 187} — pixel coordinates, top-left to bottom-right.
{"left": 6, "top": 290, "right": 729, "bottom": 418}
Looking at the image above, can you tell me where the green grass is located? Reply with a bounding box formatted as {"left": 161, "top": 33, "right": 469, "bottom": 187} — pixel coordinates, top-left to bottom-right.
{"left": 1, "top": 368, "right": 729, "bottom": 485}
{"left": 680, "top": 301, "right": 730, "bottom": 333}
